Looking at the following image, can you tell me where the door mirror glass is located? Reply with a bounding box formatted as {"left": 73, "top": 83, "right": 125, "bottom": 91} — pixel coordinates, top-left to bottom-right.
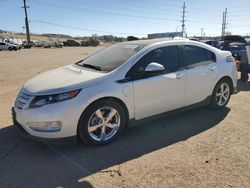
{"left": 145, "top": 62, "right": 165, "bottom": 73}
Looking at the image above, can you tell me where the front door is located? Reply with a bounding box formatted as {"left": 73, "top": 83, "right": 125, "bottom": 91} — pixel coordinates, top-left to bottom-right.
{"left": 132, "top": 45, "right": 186, "bottom": 120}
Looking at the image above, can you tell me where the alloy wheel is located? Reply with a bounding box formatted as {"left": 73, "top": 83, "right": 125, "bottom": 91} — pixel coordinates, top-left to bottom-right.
{"left": 87, "top": 107, "right": 120, "bottom": 142}
{"left": 215, "top": 82, "right": 230, "bottom": 106}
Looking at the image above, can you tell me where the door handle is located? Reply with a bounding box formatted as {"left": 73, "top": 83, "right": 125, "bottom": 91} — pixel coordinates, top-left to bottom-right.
{"left": 176, "top": 73, "right": 184, "bottom": 79}
{"left": 209, "top": 66, "right": 216, "bottom": 71}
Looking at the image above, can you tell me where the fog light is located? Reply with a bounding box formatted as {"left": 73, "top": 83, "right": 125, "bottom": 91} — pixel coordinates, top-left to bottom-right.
{"left": 26, "top": 121, "right": 62, "bottom": 132}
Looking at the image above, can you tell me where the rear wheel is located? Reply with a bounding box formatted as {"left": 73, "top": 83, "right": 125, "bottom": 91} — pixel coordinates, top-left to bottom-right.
{"left": 78, "top": 99, "right": 127, "bottom": 145}
{"left": 8, "top": 47, "right": 13, "bottom": 51}
{"left": 210, "top": 79, "right": 231, "bottom": 109}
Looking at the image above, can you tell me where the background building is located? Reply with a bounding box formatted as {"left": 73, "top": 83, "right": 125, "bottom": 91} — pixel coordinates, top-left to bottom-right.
{"left": 148, "top": 32, "right": 183, "bottom": 39}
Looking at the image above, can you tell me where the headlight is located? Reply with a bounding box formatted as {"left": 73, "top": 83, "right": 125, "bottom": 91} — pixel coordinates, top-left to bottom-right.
{"left": 29, "top": 89, "right": 81, "bottom": 108}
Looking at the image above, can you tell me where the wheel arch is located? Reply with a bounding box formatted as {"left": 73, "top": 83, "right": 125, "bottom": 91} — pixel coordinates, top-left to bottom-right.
{"left": 215, "top": 76, "right": 234, "bottom": 94}
{"left": 77, "top": 96, "right": 130, "bottom": 135}
{"left": 88, "top": 97, "right": 129, "bottom": 120}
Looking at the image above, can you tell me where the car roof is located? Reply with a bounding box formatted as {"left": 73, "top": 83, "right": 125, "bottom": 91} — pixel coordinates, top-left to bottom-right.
{"left": 120, "top": 37, "right": 189, "bottom": 46}
{"left": 117, "top": 38, "right": 221, "bottom": 54}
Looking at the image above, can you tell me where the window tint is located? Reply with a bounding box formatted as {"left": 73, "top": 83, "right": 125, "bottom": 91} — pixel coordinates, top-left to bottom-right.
{"left": 134, "top": 46, "right": 180, "bottom": 73}
{"left": 183, "top": 45, "right": 216, "bottom": 68}
{"left": 0, "top": 43, "right": 4, "bottom": 45}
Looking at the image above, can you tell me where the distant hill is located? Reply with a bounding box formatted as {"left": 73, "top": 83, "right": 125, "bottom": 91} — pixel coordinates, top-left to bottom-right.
{"left": 41, "top": 33, "right": 72, "bottom": 38}
{"left": 0, "top": 29, "right": 9, "bottom": 34}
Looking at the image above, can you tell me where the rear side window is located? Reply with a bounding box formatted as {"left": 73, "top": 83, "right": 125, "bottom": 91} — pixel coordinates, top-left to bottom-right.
{"left": 183, "top": 45, "right": 216, "bottom": 68}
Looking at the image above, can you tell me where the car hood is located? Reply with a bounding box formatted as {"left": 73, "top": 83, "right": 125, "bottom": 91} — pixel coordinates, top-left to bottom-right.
{"left": 23, "top": 65, "right": 108, "bottom": 95}
{"left": 222, "top": 35, "right": 247, "bottom": 45}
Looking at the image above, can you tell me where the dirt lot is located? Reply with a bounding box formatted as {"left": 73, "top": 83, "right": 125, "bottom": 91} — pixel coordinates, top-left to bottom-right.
{"left": 0, "top": 47, "right": 250, "bottom": 188}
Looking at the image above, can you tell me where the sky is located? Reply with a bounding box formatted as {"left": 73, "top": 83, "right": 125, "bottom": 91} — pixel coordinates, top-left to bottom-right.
{"left": 0, "top": 0, "right": 250, "bottom": 38}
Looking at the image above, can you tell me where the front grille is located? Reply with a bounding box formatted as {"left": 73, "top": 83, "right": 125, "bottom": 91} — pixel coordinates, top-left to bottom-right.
{"left": 15, "top": 91, "right": 32, "bottom": 110}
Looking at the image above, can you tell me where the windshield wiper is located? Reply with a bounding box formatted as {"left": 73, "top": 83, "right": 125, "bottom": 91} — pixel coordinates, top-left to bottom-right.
{"left": 80, "top": 63, "right": 102, "bottom": 71}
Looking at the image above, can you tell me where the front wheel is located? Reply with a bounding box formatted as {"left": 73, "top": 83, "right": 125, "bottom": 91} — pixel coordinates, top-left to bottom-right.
{"left": 210, "top": 79, "right": 231, "bottom": 109}
{"left": 78, "top": 99, "right": 127, "bottom": 145}
{"left": 8, "top": 47, "right": 13, "bottom": 51}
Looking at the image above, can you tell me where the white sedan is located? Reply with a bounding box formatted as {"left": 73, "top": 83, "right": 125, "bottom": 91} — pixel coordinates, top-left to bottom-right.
{"left": 13, "top": 38, "right": 237, "bottom": 145}
{"left": 0, "top": 42, "right": 16, "bottom": 51}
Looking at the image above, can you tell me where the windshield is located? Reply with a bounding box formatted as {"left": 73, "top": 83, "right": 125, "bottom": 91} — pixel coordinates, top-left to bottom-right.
{"left": 76, "top": 44, "right": 145, "bottom": 72}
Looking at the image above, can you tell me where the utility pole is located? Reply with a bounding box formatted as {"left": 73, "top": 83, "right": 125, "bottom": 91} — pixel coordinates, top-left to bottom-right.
{"left": 181, "top": 2, "right": 186, "bottom": 37}
{"left": 221, "top": 8, "right": 227, "bottom": 37}
{"left": 201, "top": 28, "right": 204, "bottom": 39}
{"left": 221, "top": 12, "right": 225, "bottom": 37}
{"left": 22, "top": 0, "right": 30, "bottom": 43}
{"left": 224, "top": 8, "right": 227, "bottom": 35}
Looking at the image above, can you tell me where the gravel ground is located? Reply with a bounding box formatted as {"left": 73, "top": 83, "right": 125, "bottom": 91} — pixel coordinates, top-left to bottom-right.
{"left": 0, "top": 47, "right": 250, "bottom": 188}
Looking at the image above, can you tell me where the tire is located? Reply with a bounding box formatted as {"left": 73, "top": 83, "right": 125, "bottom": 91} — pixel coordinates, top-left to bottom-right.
{"left": 8, "top": 47, "right": 13, "bottom": 51}
{"left": 210, "top": 79, "right": 232, "bottom": 109}
{"left": 78, "top": 99, "right": 127, "bottom": 146}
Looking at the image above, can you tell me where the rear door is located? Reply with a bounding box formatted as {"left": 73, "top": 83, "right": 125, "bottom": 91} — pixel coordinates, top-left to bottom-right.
{"left": 182, "top": 45, "right": 217, "bottom": 106}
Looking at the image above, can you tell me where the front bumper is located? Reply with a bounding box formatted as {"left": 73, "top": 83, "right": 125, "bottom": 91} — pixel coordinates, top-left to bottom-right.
{"left": 12, "top": 107, "right": 77, "bottom": 143}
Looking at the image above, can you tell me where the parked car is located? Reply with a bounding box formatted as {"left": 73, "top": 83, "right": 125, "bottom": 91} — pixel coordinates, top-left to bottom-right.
{"left": 220, "top": 35, "right": 249, "bottom": 71}
{"left": 127, "top": 36, "right": 139, "bottom": 41}
{"left": 221, "top": 42, "right": 246, "bottom": 60}
{"left": 4, "top": 40, "right": 22, "bottom": 50}
{"left": 13, "top": 38, "right": 237, "bottom": 145}
{"left": 81, "top": 39, "right": 100, "bottom": 47}
{"left": 203, "top": 40, "right": 221, "bottom": 49}
{"left": 33, "top": 41, "right": 45, "bottom": 47}
{"left": 63, "top": 39, "right": 80, "bottom": 46}
{"left": 0, "top": 42, "right": 16, "bottom": 51}
{"left": 22, "top": 41, "right": 33, "bottom": 49}
{"left": 43, "top": 41, "right": 63, "bottom": 48}
{"left": 80, "top": 40, "right": 89, "bottom": 47}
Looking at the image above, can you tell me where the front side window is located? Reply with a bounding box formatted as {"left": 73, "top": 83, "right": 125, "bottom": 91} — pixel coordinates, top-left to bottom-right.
{"left": 133, "top": 45, "right": 180, "bottom": 74}
{"left": 183, "top": 45, "right": 216, "bottom": 68}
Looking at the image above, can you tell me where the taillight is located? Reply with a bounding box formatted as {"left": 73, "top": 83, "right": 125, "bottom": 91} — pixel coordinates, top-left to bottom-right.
{"left": 226, "top": 56, "right": 235, "bottom": 63}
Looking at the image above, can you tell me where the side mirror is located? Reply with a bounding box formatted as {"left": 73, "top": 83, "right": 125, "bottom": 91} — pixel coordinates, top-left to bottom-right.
{"left": 145, "top": 62, "right": 165, "bottom": 73}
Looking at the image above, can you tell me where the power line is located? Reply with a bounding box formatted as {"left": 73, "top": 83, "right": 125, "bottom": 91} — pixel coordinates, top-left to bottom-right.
{"left": 227, "top": 24, "right": 250, "bottom": 28}
{"left": 188, "top": 20, "right": 220, "bottom": 25}
{"left": 226, "top": 8, "right": 250, "bottom": 13}
{"left": 89, "top": 0, "right": 181, "bottom": 17}
{"left": 31, "top": 0, "right": 180, "bottom": 22}
{"left": 31, "top": 20, "right": 148, "bottom": 36}
{"left": 112, "top": 0, "right": 182, "bottom": 10}
{"left": 31, "top": 0, "right": 222, "bottom": 26}
{"left": 28, "top": 0, "right": 249, "bottom": 38}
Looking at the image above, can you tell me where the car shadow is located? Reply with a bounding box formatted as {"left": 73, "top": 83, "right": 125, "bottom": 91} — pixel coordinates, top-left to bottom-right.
{"left": 0, "top": 107, "right": 230, "bottom": 188}
{"left": 237, "top": 80, "right": 250, "bottom": 91}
